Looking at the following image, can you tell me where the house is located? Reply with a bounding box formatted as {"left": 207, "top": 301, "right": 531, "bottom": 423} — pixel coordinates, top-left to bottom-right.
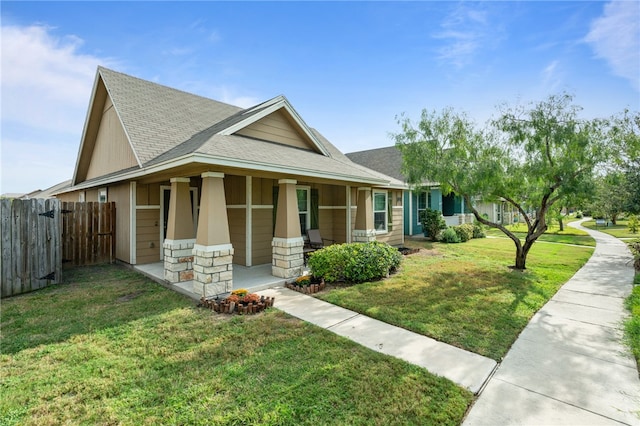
{"left": 346, "top": 146, "right": 514, "bottom": 236}
{"left": 56, "top": 67, "right": 404, "bottom": 296}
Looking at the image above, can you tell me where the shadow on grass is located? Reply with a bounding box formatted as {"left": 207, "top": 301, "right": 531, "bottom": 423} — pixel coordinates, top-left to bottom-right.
{"left": 1, "top": 264, "right": 194, "bottom": 355}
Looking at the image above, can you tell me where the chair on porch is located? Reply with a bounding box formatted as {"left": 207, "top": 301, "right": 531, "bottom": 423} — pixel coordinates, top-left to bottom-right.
{"left": 303, "top": 229, "right": 335, "bottom": 265}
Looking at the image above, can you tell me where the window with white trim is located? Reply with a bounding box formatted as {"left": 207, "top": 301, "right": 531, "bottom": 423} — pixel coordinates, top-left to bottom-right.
{"left": 98, "top": 188, "right": 107, "bottom": 203}
{"left": 417, "top": 191, "right": 430, "bottom": 224}
{"left": 373, "top": 190, "right": 387, "bottom": 232}
{"left": 297, "top": 187, "right": 310, "bottom": 235}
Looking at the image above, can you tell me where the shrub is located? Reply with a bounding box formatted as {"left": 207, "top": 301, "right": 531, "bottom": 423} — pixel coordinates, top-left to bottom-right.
{"left": 628, "top": 215, "right": 639, "bottom": 234}
{"left": 454, "top": 224, "right": 474, "bottom": 242}
{"left": 440, "top": 227, "right": 461, "bottom": 243}
{"left": 420, "top": 208, "right": 447, "bottom": 241}
{"left": 472, "top": 223, "right": 486, "bottom": 238}
{"left": 308, "top": 241, "right": 403, "bottom": 283}
{"left": 629, "top": 239, "right": 640, "bottom": 271}
{"left": 576, "top": 211, "right": 583, "bottom": 219}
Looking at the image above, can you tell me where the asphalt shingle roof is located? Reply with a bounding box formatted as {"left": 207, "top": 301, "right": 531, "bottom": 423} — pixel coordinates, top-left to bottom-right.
{"left": 94, "top": 67, "right": 400, "bottom": 186}
{"left": 346, "top": 146, "right": 407, "bottom": 182}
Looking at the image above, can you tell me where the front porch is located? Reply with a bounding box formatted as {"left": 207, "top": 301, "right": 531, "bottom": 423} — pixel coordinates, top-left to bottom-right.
{"left": 135, "top": 262, "right": 296, "bottom": 301}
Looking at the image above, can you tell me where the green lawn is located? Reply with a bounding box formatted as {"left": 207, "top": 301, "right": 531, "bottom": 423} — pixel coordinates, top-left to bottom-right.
{"left": 1, "top": 265, "right": 472, "bottom": 426}
{"left": 318, "top": 238, "right": 593, "bottom": 361}
{"left": 624, "top": 274, "right": 640, "bottom": 364}
{"left": 581, "top": 219, "right": 640, "bottom": 239}
{"left": 484, "top": 222, "right": 595, "bottom": 246}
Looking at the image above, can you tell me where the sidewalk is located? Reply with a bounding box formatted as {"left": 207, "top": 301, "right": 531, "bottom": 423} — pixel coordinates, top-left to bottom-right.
{"left": 464, "top": 220, "right": 640, "bottom": 425}
{"left": 256, "top": 286, "right": 497, "bottom": 394}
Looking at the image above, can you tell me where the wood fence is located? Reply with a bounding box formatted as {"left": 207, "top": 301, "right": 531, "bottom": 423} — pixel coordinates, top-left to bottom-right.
{"left": 61, "top": 202, "right": 116, "bottom": 267}
{"left": 1, "top": 200, "right": 116, "bottom": 298}
{"left": 1, "top": 198, "right": 62, "bottom": 297}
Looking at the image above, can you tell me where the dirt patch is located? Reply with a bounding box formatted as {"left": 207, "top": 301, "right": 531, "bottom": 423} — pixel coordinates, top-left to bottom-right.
{"left": 116, "top": 291, "right": 145, "bottom": 302}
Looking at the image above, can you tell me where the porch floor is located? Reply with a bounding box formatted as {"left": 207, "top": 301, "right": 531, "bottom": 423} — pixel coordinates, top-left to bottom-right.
{"left": 134, "top": 262, "right": 296, "bottom": 301}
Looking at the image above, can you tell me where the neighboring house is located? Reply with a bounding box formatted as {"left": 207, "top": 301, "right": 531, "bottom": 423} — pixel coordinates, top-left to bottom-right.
{"left": 21, "top": 180, "right": 72, "bottom": 199}
{"left": 346, "top": 146, "right": 513, "bottom": 236}
{"left": 56, "top": 67, "right": 404, "bottom": 296}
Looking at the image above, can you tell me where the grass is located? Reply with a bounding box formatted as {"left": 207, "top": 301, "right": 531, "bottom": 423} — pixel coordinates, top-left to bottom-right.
{"left": 484, "top": 222, "right": 595, "bottom": 247}
{"left": 581, "top": 219, "right": 640, "bottom": 239}
{"left": 625, "top": 272, "right": 640, "bottom": 365}
{"left": 1, "top": 264, "right": 473, "bottom": 426}
{"left": 318, "top": 238, "right": 593, "bottom": 361}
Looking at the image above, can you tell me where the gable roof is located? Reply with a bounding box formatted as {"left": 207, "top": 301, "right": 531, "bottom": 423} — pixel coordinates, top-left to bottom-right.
{"left": 346, "top": 146, "right": 406, "bottom": 182}
{"left": 346, "top": 146, "right": 439, "bottom": 188}
{"left": 70, "top": 67, "right": 402, "bottom": 189}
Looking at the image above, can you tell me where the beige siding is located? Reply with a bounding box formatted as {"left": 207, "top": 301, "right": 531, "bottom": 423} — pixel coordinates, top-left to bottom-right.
{"left": 86, "top": 97, "right": 138, "bottom": 180}
{"left": 136, "top": 209, "right": 160, "bottom": 264}
{"left": 252, "top": 208, "right": 273, "bottom": 265}
{"left": 108, "top": 182, "right": 131, "bottom": 263}
{"left": 252, "top": 177, "right": 276, "bottom": 205}
{"left": 228, "top": 208, "right": 246, "bottom": 266}
{"left": 224, "top": 175, "right": 246, "bottom": 205}
{"left": 236, "top": 110, "right": 316, "bottom": 151}
{"left": 56, "top": 191, "right": 81, "bottom": 202}
{"left": 136, "top": 183, "right": 161, "bottom": 206}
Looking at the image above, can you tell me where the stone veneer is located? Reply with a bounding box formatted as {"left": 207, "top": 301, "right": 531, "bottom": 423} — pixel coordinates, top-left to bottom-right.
{"left": 352, "top": 229, "right": 377, "bottom": 243}
{"left": 163, "top": 239, "right": 195, "bottom": 283}
{"left": 272, "top": 237, "right": 304, "bottom": 279}
{"left": 193, "top": 244, "right": 234, "bottom": 297}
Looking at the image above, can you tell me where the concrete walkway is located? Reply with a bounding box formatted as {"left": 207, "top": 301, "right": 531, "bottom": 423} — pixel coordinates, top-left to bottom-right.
{"left": 256, "top": 286, "right": 498, "bottom": 394}
{"left": 464, "top": 220, "right": 640, "bottom": 425}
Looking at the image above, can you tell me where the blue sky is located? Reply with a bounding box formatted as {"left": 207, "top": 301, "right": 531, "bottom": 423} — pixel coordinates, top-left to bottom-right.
{"left": 1, "top": 1, "right": 639, "bottom": 194}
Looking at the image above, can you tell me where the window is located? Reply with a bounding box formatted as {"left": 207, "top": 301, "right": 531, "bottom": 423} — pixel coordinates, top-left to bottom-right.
{"left": 98, "top": 188, "right": 107, "bottom": 203}
{"left": 297, "top": 187, "right": 310, "bottom": 235}
{"left": 78, "top": 191, "right": 85, "bottom": 202}
{"left": 373, "top": 190, "right": 387, "bottom": 232}
{"left": 418, "top": 192, "right": 431, "bottom": 224}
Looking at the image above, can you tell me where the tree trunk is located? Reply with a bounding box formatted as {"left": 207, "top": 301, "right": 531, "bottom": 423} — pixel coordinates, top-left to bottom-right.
{"left": 515, "top": 250, "right": 527, "bottom": 270}
{"left": 514, "top": 241, "right": 533, "bottom": 270}
{"left": 558, "top": 217, "right": 564, "bottom": 232}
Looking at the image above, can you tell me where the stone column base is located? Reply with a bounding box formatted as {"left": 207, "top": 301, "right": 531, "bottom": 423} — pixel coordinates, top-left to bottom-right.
{"left": 164, "top": 239, "right": 195, "bottom": 283}
{"left": 192, "top": 244, "right": 234, "bottom": 298}
{"left": 352, "top": 229, "right": 376, "bottom": 243}
{"left": 272, "top": 237, "right": 304, "bottom": 278}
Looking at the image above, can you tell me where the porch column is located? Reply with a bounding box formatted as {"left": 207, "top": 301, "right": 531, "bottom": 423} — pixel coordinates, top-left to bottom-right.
{"left": 353, "top": 187, "right": 376, "bottom": 243}
{"left": 272, "top": 179, "right": 304, "bottom": 278}
{"left": 164, "top": 177, "right": 195, "bottom": 284}
{"left": 193, "top": 172, "right": 234, "bottom": 297}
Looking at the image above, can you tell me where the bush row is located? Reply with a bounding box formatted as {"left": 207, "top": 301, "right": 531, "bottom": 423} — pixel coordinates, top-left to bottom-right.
{"left": 308, "top": 241, "right": 403, "bottom": 284}
{"left": 439, "top": 223, "right": 486, "bottom": 244}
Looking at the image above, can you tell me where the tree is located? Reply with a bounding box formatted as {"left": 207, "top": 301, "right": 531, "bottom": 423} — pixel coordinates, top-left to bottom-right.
{"left": 395, "top": 93, "right": 608, "bottom": 270}
{"left": 609, "top": 110, "right": 640, "bottom": 214}
{"left": 588, "top": 170, "right": 628, "bottom": 224}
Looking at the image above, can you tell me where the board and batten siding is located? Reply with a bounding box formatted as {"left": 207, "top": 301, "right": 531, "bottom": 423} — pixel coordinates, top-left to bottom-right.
{"left": 107, "top": 182, "right": 131, "bottom": 263}
{"left": 135, "top": 208, "right": 160, "bottom": 264}
{"left": 252, "top": 208, "right": 273, "bottom": 265}
{"left": 85, "top": 97, "right": 138, "bottom": 180}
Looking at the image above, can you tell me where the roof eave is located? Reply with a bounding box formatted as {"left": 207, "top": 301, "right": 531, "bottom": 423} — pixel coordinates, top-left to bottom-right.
{"left": 61, "top": 152, "right": 391, "bottom": 193}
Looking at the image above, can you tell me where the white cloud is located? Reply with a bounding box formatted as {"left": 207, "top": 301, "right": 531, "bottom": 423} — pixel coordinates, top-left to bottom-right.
{"left": 585, "top": 0, "right": 640, "bottom": 91}
{"left": 541, "top": 60, "right": 565, "bottom": 92}
{"left": 433, "top": 4, "right": 494, "bottom": 69}
{"left": 1, "top": 24, "right": 112, "bottom": 133}
{"left": 0, "top": 24, "right": 113, "bottom": 194}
